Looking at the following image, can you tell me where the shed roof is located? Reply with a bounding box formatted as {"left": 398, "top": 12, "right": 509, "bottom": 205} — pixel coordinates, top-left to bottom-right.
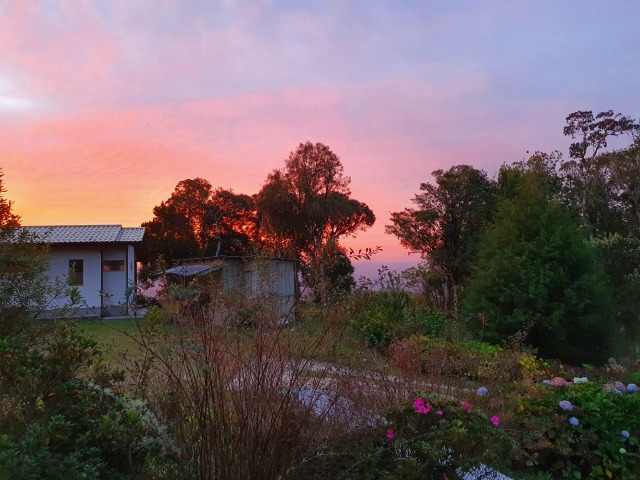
{"left": 165, "top": 265, "right": 221, "bottom": 277}
{"left": 23, "top": 225, "right": 146, "bottom": 244}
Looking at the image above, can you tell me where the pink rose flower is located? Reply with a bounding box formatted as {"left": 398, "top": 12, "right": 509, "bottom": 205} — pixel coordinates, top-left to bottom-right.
{"left": 414, "top": 398, "right": 432, "bottom": 414}
{"left": 386, "top": 429, "right": 394, "bottom": 439}
{"left": 491, "top": 415, "right": 500, "bottom": 426}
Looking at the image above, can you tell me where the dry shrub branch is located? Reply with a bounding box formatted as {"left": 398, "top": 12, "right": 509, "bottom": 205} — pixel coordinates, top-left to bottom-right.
{"left": 119, "top": 289, "right": 400, "bottom": 480}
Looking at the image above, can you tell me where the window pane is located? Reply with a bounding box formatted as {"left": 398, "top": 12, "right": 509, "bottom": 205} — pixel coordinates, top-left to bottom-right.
{"left": 69, "top": 259, "right": 83, "bottom": 286}
{"left": 103, "top": 260, "right": 125, "bottom": 272}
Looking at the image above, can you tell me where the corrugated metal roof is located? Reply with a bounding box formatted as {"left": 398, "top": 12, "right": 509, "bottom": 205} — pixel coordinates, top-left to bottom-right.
{"left": 165, "top": 265, "right": 221, "bottom": 277}
{"left": 23, "top": 225, "right": 145, "bottom": 244}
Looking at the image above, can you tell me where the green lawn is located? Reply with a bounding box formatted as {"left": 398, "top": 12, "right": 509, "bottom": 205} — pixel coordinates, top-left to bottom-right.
{"left": 75, "top": 318, "right": 144, "bottom": 363}
{"left": 73, "top": 312, "right": 381, "bottom": 372}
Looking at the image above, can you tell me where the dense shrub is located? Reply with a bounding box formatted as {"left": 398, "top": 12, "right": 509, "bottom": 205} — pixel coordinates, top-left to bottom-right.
{"left": 464, "top": 168, "right": 615, "bottom": 364}
{"left": 389, "top": 336, "right": 544, "bottom": 384}
{"left": 595, "top": 233, "right": 640, "bottom": 337}
{"left": 348, "top": 290, "right": 445, "bottom": 350}
{"left": 0, "top": 321, "right": 178, "bottom": 479}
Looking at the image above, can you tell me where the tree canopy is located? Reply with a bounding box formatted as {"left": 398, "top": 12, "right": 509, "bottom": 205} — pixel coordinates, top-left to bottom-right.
{"left": 143, "top": 178, "right": 260, "bottom": 266}
{"left": 386, "top": 165, "right": 497, "bottom": 313}
{"left": 0, "top": 170, "right": 20, "bottom": 230}
{"left": 561, "top": 110, "right": 640, "bottom": 235}
{"left": 463, "top": 161, "right": 614, "bottom": 364}
{"left": 256, "top": 142, "right": 375, "bottom": 299}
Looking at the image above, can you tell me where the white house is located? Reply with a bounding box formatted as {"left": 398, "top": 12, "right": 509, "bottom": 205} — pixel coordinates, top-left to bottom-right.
{"left": 25, "top": 225, "right": 145, "bottom": 317}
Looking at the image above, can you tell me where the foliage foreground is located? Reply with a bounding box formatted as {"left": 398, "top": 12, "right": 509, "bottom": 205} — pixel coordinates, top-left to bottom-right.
{"left": 5, "top": 302, "right": 640, "bottom": 479}
{"left": 0, "top": 321, "right": 180, "bottom": 479}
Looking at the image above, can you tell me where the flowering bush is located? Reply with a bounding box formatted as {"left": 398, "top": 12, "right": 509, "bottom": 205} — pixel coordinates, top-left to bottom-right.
{"left": 295, "top": 394, "right": 513, "bottom": 479}
{"left": 604, "top": 381, "right": 627, "bottom": 394}
{"left": 513, "top": 381, "right": 640, "bottom": 479}
{"left": 379, "top": 394, "right": 513, "bottom": 478}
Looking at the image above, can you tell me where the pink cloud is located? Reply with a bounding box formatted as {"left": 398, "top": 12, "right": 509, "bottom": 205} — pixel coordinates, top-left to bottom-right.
{"left": 1, "top": 77, "right": 570, "bottom": 281}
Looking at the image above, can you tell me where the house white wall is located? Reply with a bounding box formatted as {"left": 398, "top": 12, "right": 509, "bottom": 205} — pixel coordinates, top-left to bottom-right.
{"left": 46, "top": 244, "right": 135, "bottom": 315}
{"left": 47, "top": 245, "right": 102, "bottom": 312}
{"left": 102, "top": 245, "right": 129, "bottom": 307}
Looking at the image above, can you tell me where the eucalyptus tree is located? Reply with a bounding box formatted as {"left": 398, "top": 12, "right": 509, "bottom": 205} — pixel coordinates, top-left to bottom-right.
{"left": 256, "top": 142, "right": 375, "bottom": 300}
{"left": 561, "top": 110, "right": 640, "bottom": 235}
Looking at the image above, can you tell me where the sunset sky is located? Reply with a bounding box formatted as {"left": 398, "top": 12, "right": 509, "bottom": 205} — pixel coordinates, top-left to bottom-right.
{"left": 1, "top": 1, "right": 639, "bottom": 278}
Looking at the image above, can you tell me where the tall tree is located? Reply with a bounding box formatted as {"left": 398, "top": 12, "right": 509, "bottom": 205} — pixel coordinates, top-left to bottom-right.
{"left": 561, "top": 110, "right": 640, "bottom": 235}
{"left": 560, "top": 113, "right": 640, "bottom": 336}
{"left": 0, "top": 169, "right": 20, "bottom": 229}
{"left": 386, "top": 165, "right": 497, "bottom": 314}
{"left": 203, "top": 188, "right": 261, "bottom": 257}
{"left": 0, "top": 169, "right": 51, "bottom": 320}
{"left": 143, "top": 179, "right": 259, "bottom": 266}
{"left": 256, "top": 142, "right": 374, "bottom": 299}
{"left": 143, "top": 178, "right": 212, "bottom": 262}
{"left": 464, "top": 163, "right": 614, "bottom": 364}
{"left": 609, "top": 138, "right": 640, "bottom": 230}
{"left": 588, "top": 139, "right": 640, "bottom": 335}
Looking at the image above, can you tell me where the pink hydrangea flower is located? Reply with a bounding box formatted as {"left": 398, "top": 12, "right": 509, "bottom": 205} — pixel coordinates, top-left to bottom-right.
{"left": 463, "top": 402, "right": 470, "bottom": 410}
{"left": 413, "top": 397, "right": 425, "bottom": 408}
{"left": 548, "top": 377, "right": 568, "bottom": 387}
{"left": 386, "top": 429, "right": 394, "bottom": 439}
{"left": 436, "top": 410, "right": 443, "bottom": 416}
{"left": 491, "top": 415, "right": 500, "bottom": 426}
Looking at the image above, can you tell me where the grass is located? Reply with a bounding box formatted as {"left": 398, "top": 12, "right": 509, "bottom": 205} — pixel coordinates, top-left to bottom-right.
{"left": 74, "top": 318, "right": 145, "bottom": 363}
{"left": 71, "top": 306, "right": 387, "bottom": 377}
